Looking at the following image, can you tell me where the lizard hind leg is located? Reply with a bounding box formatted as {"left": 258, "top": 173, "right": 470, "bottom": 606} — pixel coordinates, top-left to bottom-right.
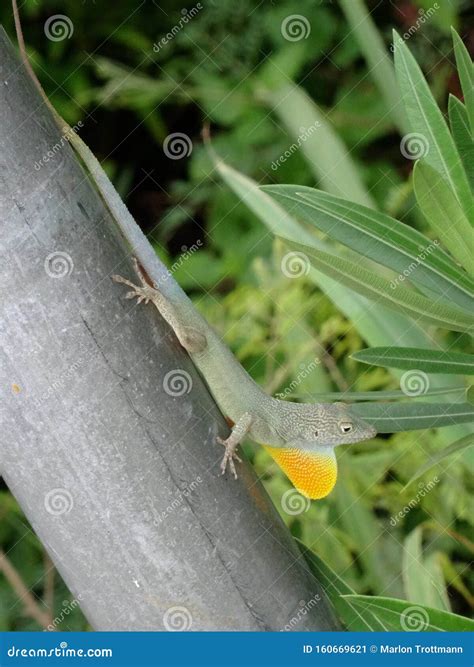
{"left": 217, "top": 412, "right": 252, "bottom": 479}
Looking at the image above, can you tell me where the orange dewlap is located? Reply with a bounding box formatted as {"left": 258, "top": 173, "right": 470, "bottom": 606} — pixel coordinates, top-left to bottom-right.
{"left": 264, "top": 446, "right": 337, "bottom": 500}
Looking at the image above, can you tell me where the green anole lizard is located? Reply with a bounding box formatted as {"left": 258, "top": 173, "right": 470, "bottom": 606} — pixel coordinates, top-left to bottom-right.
{"left": 13, "top": 1, "right": 376, "bottom": 499}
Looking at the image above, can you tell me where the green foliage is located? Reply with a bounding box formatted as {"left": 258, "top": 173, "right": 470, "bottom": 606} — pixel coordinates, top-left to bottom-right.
{"left": 339, "top": 0, "right": 409, "bottom": 134}
{"left": 263, "top": 185, "right": 473, "bottom": 309}
{"left": 343, "top": 595, "right": 474, "bottom": 631}
{"left": 394, "top": 29, "right": 472, "bottom": 215}
{"left": 448, "top": 95, "right": 474, "bottom": 189}
{"left": 451, "top": 28, "right": 474, "bottom": 135}
{"left": 403, "top": 434, "right": 474, "bottom": 488}
{"left": 302, "top": 541, "right": 474, "bottom": 631}
{"left": 284, "top": 238, "right": 473, "bottom": 333}
{"left": 351, "top": 402, "right": 474, "bottom": 432}
{"left": 353, "top": 347, "right": 474, "bottom": 375}
{"left": 212, "top": 23, "right": 474, "bottom": 628}
{"left": 413, "top": 162, "right": 473, "bottom": 275}
{"left": 300, "top": 544, "right": 387, "bottom": 630}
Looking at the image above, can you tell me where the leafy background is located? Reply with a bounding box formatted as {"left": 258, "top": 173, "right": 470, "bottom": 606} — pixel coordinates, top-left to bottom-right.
{"left": 0, "top": 0, "right": 472, "bottom": 630}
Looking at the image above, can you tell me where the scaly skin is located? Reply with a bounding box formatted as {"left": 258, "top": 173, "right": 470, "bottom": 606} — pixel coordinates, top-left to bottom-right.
{"left": 113, "top": 260, "right": 377, "bottom": 499}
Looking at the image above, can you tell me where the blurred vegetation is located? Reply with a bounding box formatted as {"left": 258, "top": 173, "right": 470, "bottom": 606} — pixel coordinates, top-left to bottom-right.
{"left": 1, "top": 0, "right": 473, "bottom": 630}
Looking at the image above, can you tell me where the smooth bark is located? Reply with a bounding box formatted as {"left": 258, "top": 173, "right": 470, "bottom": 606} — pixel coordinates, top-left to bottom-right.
{"left": 0, "top": 28, "right": 338, "bottom": 631}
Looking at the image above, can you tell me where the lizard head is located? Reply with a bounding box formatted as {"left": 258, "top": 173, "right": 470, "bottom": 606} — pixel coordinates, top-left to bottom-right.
{"left": 291, "top": 401, "right": 377, "bottom": 448}
{"left": 264, "top": 402, "right": 376, "bottom": 500}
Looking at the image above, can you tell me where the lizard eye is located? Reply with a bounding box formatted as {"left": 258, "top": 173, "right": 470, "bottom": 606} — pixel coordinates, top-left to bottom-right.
{"left": 340, "top": 422, "right": 353, "bottom": 434}
{"left": 314, "top": 430, "right": 319, "bottom": 438}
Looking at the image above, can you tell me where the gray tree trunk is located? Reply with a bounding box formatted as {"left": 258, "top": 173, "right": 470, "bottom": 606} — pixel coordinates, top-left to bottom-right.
{"left": 0, "top": 28, "right": 339, "bottom": 631}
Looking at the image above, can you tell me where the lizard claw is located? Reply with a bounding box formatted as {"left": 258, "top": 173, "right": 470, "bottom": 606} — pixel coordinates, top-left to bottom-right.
{"left": 217, "top": 436, "right": 242, "bottom": 479}
{"left": 113, "top": 273, "right": 153, "bottom": 305}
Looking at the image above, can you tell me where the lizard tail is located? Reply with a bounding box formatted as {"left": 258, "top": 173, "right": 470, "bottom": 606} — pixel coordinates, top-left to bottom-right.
{"left": 264, "top": 446, "right": 337, "bottom": 500}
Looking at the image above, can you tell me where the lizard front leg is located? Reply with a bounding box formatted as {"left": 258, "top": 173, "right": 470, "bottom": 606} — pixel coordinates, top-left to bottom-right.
{"left": 113, "top": 258, "right": 206, "bottom": 354}
{"left": 217, "top": 412, "right": 252, "bottom": 479}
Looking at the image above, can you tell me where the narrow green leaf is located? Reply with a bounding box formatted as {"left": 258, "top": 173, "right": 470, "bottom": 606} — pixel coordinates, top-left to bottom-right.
{"left": 448, "top": 95, "right": 474, "bottom": 191}
{"left": 403, "top": 528, "right": 450, "bottom": 611}
{"left": 333, "top": 475, "right": 387, "bottom": 594}
{"left": 263, "top": 184, "right": 474, "bottom": 309}
{"left": 403, "top": 434, "right": 474, "bottom": 488}
{"left": 414, "top": 162, "right": 474, "bottom": 275}
{"left": 298, "top": 542, "right": 388, "bottom": 631}
{"left": 423, "top": 552, "right": 452, "bottom": 612}
{"left": 468, "top": 386, "right": 474, "bottom": 405}
{"left": 339, "top": 0, "right": 409, "bottom": 134}
{"left": 351, "top": 402, "right": 474, "bottom": 432}
{"left": 394, "top": 31, "right": 472, "bottom": 216}
{"left": 343, "top": 595, "right": 474, "bottom": 631}
{"left": 289, "top": 387, "right": 466, "bottom": 401}
{"left": 284, "top": 239, "right": 474, "bottom": 333}
{"left": 438, "top": 553, "right": 474, "bottom": 607}
{"left": 352, "top": 347, "right": 474, "bottom": 375}
{"left": 214, "top": 158, "right": 315, "bottom": 244}
{"left": 451, "top": 28, "right": 474, "bottom": 135}
{"left": 267, "top": 84, "right": 375, "bottom": 208}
